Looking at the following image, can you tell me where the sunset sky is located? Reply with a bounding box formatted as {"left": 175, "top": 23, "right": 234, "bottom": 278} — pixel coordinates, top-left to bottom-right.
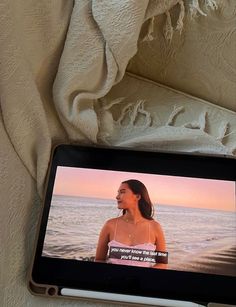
{"left": 52, "top": 166, "right": 236, "bottom": 212}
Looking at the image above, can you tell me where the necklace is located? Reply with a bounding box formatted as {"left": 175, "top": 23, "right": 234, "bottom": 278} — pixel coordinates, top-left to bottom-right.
{"left": 123, "top": 217, "right": 143, "bottom": 225}
{"left": 122, "top": 217, "right": 145, "bottom": 240}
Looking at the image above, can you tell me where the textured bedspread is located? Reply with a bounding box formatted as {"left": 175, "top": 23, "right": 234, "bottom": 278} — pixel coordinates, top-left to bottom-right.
{"left": 0, "top": 1, "right": 235, "bottom": 306}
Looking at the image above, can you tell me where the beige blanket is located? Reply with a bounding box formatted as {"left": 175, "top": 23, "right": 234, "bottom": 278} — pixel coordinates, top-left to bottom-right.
{"left": 0, "top": 1, "right": 235, "bottom": 306}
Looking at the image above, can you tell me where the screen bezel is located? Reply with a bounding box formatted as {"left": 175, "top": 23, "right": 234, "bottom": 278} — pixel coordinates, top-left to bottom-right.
{"left": 31, "top": 145, "right": 236, "bottom": 305}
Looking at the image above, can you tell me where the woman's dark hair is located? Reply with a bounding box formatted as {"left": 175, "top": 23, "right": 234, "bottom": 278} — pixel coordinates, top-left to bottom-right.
{"left": 122, "top": 179, "right": 154, "bottom": 220}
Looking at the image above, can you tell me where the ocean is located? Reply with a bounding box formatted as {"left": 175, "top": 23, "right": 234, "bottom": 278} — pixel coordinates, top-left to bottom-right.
{"left": 42, "top": 195, "right": 236, "bottom": 275}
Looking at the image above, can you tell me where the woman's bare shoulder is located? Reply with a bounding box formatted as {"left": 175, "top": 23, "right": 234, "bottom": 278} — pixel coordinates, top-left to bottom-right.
{"left": 104, "top": 217, "right": 120, "bottom": 228}
{"left": 150, "top": 219, "right": 164, "bottom": 231}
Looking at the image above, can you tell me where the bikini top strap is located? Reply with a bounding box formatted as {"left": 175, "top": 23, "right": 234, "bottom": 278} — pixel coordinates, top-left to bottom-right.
{"left": 113, "top": 218, "right": 119, "bottom": 240}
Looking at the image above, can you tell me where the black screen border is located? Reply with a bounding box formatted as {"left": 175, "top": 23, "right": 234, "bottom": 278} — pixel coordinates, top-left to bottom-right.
{"left": 31, "top": 145, "right": 236, "bottom": 305}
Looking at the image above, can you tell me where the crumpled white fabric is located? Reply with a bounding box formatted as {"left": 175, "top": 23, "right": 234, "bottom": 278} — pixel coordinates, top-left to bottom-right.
{"left": 53, "top": 0, "right": 234, "bottom": 168}
{"left": 97, "top": 73, "right": 236, "bottom": 155}
{"left": 53, "top": 0, "right": 221, "bottom": 147}
{"left": 0, "top": 0, "right": 222, "bottom": 197}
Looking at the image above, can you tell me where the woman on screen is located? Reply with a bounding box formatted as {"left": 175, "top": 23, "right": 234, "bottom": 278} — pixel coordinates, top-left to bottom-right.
{"left": 95, "top": 179, "right": 167, "bottom": 268}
